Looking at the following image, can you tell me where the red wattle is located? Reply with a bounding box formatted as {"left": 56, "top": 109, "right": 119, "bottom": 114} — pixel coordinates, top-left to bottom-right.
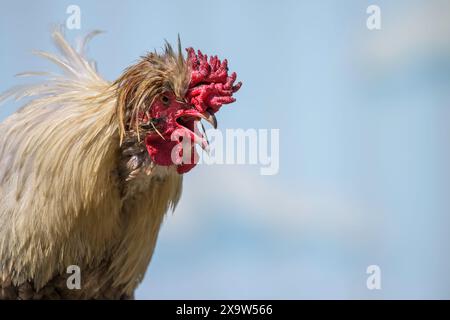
{"left": 145, "top": 135, "right": 199, "bottom": 174}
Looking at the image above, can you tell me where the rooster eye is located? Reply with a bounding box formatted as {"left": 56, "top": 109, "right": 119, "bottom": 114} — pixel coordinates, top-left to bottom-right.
{"left": 161, "top": 95, "right": 170, "bottom": 105}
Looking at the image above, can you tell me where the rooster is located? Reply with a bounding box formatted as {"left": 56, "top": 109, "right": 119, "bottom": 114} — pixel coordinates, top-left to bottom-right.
{"left": 0, "top": 30, "right": 241, "bottom": 299}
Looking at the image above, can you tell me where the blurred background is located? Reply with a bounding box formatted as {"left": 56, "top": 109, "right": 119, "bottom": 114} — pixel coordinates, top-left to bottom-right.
{"left": 1, "top": 0, "right": 450, "bottom": 299}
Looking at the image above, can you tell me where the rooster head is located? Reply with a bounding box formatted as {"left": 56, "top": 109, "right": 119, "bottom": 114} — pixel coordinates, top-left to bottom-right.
{"left": 116, "top": 39, "right": 241, "bottom": 174}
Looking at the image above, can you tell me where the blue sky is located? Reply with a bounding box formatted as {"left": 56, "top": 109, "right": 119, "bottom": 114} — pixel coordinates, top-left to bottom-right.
{"left": 1, "top": 0, "right": 450, "bottom": 299}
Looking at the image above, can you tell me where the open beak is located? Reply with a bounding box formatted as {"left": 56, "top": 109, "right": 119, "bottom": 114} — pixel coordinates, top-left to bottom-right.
{"left": 175, "top": 109, "right": 218, "bottom": 152}
{"left": 198, "top": 111, "right": 217, "bottom": 129}
{"left": 197, "top": 111, "right": 216, "bottom": 153}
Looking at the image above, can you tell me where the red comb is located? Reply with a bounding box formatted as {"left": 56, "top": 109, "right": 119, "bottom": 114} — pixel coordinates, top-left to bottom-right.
{"left": 186, "top": 48, "right": 242, "bottom": 114}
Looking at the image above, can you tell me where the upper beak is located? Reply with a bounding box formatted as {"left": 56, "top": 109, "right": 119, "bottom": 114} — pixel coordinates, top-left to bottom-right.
{"left": 198, "top": 111, "right": 217, "bottom": 129}
{"left": 177, "top": 107, "right": 218, "bottom": 130}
